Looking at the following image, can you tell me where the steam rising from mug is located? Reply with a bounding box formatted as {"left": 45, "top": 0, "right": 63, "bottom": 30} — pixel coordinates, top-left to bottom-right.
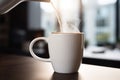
{"left": 51, "top": 0, "right": 81, "bottom": 33}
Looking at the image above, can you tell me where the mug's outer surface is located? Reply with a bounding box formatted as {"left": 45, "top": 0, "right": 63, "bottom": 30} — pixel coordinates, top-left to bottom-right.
{"left": 48, "top": 33, "right": 84, "bottom": 73}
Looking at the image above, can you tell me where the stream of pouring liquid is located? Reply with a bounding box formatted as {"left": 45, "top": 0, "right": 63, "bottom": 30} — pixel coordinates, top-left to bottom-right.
{"left": 50, "top": 1, "right": 80, "bottom": 33}
{"left": 50, "top": 1, "right": 63, "bottom": 32}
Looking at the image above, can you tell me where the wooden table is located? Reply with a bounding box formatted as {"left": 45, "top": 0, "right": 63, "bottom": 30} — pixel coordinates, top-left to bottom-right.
{"left": 0, "top": 53, "right": 120, "bottom": 80}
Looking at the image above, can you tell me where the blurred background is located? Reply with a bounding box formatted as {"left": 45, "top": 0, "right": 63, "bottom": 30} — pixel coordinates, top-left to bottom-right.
{"left": 0, "top": 0, "right": 120, "bottom": 67}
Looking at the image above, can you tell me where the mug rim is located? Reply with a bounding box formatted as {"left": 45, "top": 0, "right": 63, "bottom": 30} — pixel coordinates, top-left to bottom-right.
{"left": 52, "top": 32, "right": 84, "bottom": 35}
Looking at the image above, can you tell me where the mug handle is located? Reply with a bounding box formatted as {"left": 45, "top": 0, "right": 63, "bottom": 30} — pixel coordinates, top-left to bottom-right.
{"left": 29, "top": 37, "right": 50, "bottom": 62}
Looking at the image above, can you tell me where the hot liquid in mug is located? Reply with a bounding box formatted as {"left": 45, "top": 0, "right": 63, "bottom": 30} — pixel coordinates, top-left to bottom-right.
{"left": 29, "top": 32, "right": 84, "bottom": 73}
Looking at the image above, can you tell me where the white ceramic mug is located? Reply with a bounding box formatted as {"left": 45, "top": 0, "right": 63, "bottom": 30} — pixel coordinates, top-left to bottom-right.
{"left": 29, "top": 32, "right": 84, "bottom": 73}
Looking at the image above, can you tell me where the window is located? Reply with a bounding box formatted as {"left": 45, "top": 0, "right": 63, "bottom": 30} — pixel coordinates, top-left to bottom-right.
{"left": 82, "top": 0, "right": 120, "bottom": 68}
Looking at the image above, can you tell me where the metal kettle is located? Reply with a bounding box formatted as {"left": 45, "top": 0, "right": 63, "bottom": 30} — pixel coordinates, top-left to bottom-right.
{"left": 0, "top": 0, "right": 50, "bottom": 14}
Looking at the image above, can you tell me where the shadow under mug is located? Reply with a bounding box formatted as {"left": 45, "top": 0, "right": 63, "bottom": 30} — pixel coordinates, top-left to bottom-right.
{"left": 52, "top": 72, "right": 79, "bottom": 80}
{"left": 29, "top": 33, "right": 84, "bottom": 73}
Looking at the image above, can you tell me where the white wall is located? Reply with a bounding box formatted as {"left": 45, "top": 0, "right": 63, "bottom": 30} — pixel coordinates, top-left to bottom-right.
{"left": 83, "top": 0, "right": 98, "bottom": 45}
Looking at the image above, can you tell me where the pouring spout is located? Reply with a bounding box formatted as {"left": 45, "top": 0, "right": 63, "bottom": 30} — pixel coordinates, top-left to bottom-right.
{"left": 0, "top": 0, "right": 50, "bottom": 15}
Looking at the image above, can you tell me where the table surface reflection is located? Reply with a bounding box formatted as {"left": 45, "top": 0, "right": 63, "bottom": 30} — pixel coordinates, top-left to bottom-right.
{"left": 0, "top": 53, "right": 120, "bottom": 80}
